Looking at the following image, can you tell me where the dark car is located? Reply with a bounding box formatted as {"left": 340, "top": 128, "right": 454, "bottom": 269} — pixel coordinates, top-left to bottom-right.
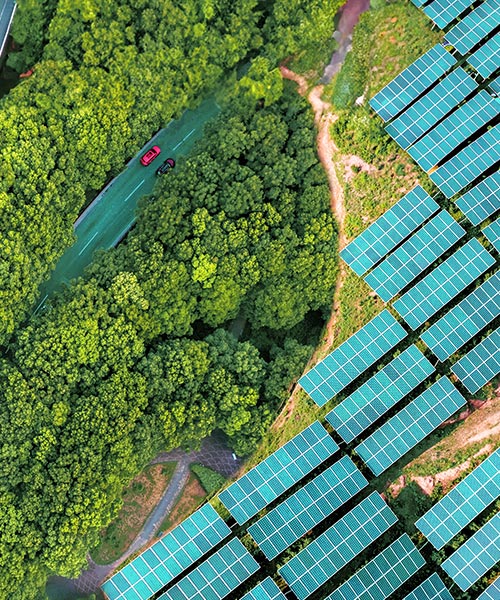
{"left": 140, "top": 145, "right": 161, "bottom": 166}
{"left": 156, "top": 157, "right": 176, "bottom": 176}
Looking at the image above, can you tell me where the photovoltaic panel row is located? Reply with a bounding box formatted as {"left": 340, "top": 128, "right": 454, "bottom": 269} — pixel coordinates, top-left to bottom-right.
{"left": 340, "top": 186, "right": 439, "bottom": 276}
{"left": 451, "top": 327, "right": 500, "bottom": 393}
{"left": 430, "top": 122, "right": 500, "bottom": 199}
{"left": 403, "top": 574, "right": 453, "bottom": 600}
{"left": 240, "top": 578, "right": 285, "bottom": 600}
{"left": 364, "top": 211, "right": 466, "bottom": 302}
{"left": 423, "top": 0, "right": 475, "bottom": 29}
{"left": 385, "top": 67, "right": 478, "bottom": 149}
{"left": 355, "top": 377, "right": 466, "bottom": 477}
{"left": 441, "top": 512, "right": 500, "bottom": 591}
{"left": 326, "top": 345, "right": 435, "bottom": 444}
{"left": 101, "top": 504, "right": 231, "bottom": 600}
{"left": 407, "top": 91, "right": 500, "bottom": 172}
{"left": 248, "top": 455, "right": 368, "bottom": 560}
{"left": 299, "top": 310, "right": 407, "bottom": 406}
{"left": 369, "top": 44, "right": 456, "bottom": 121}
{"left": 420, "top": 271, "right": 500, "bottom": 361}
{"left": 445, "top": 0, "right": 500, "bottom": 55}
{"left": 467, "top": 35, "right": 500, "bottom": 79}
{"left": 218, "top": 422, "right": 338, "bottom": 525}
{"left": 410, "top": 0, "right": 427, "bottom": 8}
{"left": 484, "top": 218, "right": 500, "bottom": 253}
{"left": 278, "top": 492, "right": 397, "bottom": 600}
{"left": 477, "top": 577, "right": 500, "bottom": 600}
{"left": 455, "top": 171, "right": 500, "bottom": 226}
{"left": 325, "top": 534, "right": 425, "bottom": 600}
{"left": 415, "top": 448, "right": 500, "bottom": 550}
{"left": 490, "top": 74, "right": 500, "bottom": 94}
{"left": 393, "top": 238, "right": 496, "bottom": 330}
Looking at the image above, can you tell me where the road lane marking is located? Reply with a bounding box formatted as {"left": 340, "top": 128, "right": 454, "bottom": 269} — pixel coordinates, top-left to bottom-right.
{"left": 172, "top": 128, "right": 196, "bottom": 151}
{"left": 124, "top": 179, "right": 145, "bottom": 202}
{"left": 78, "top": 231, "right": 99, "bottom": 256}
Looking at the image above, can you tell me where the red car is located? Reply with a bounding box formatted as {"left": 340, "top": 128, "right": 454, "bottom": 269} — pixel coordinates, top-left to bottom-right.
{"left": 140, "top": 145, "right": 161, "bottom": 166}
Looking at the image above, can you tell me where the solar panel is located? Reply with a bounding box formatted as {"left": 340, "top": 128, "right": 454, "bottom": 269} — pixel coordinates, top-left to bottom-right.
{"left": 403, "top": 574, "right": 454, "bottom": 600}
{"left": 484, "top": 217, "right": 500, "bottom": 253}
{"left": 158, "top": 538, "right": 260, "bottom": 600}
{"left": 324, "top": 534, "right": 425, "bottom": 600}
{"left": 299, "top": 310, "right": 407, "bottom": 406}
{"left": 451, "top": 327, "right": 500, "bottom": 393}
{"left": 444, "top": 0, "right": 500, "bottom": 55}
{"left": 490, "top": 74, "right": 500, "bottom": 94}
{"left": 441, "top": 512, "right": 500, "bottom": 591}
{"left": 385, "top": 67, "right": 478, "bottom": 149}
{"left": 424, "top": 0, "right": 476, "bottom": 29}
{"left": 477, "top": 577, "right": 500, "bottom": 600}
{"left": 355, "top": 377, "right": 466, "bottom": 477}
{"left": 429, "top": 123, "right": 500, "bottom": 198}
{"left": 456, "top": 171, "right": 500, "bottom": 225}
{"left": 364, "top": 211, "right": 466, "bottom": 302}
{"left": 278, "top": 492, "right": 397, "bottom": 600}
{"left": 420, "top": 271, "right": 500, "bottom": 361}
{"left": 248, "top": 456, "right": 368, "bottom": 560}
{"left": 218, "top": 422, "right": 338, "bottom": 525}
{"left": 369, "top": 44, "right": 456, "bottom": 121}
{"left": 393, "top": 238, "right": 496, "bottom": 330}
{"left": 410, "top": 0, "right": 427, "bottom": 8}
{"left": 407, "top": 91, "right": 500, "bottom": 172}
{"left": 416, "top": 449, "right": 500, "bottom": 549}
{"left": 467, "top": 35, "right": 500, "bottom": 79}
{"left": 326, "top": 345, "right": 435, "bottom": 443}
{"left": 101, "top": 504, "right": 231, "bottom": 600}
{"left": 340, "top": 186, "right": 439, "bottom": 276}
{"left": 240, "top": 578, "right": 285, "bottom": 600}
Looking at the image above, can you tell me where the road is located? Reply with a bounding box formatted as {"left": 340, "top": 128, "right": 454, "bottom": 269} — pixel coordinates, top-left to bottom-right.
{"left": 0, "top": 0, "right": 16, "bottom": 57}
{"left": 35, "top": 96, "right": 220, "bottom": 313}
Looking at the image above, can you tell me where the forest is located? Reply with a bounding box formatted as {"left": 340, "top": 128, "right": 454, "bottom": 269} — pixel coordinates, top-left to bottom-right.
{"left": 0, "top": 0, "right": 344, "bottom": 597}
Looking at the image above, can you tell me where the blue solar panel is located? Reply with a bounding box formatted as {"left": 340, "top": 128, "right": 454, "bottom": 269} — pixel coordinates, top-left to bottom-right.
{"left": 218, "top": 421, "right": 338, "bottom": 525}
{"left": 403, "top": 574, "right": 453, "bottom": 600}
{"left": 429, "top": 123, "right": 500, "bottom": 198}
{"left": 477, "top": 577, "right": 500, "bottom": 600}
{"left": 452, "top": 327, "right": 500, "bottom": 393}
{"left": 299, "top": 310, "right": 407, "bottom": 406}
{"left": 370, "top": 44, "right": 456, "bottom": 121}
{"left": 240, "top": 578, "right": 285, "bottom": 600}
{"left": 441, "top": 512, "right": 500, "bottom": 591}
{"left": 410, "top": 0, "right": 427, "bottom": 8}
{"left": 468, "top": 35, "right": 500, "bottom": 79}
{"left": 393, "top": 238, "right": 496, "bottom": 330}
{"left": 444, "top": 0, "right": 500, "bottom": 55}
{"left": 340, "top": 186, "right": 439, "bottom": 276}
{"left": 424, "top": 0, "right": 476, "bottom": 29}
{"left": 416, "top": 449, "right": 500, "bottom": 549}
{"left": 326, "top": 345, "right": 435, "bottom": 443}
{"left": 484, "top": 217, "right": 500, "bottom": 253}
{"left": 364, "top": 211, "right": 466, "bottom": 302}
{"left": 456, "top": 171, "right": 500, "bottom": 226}
{"left": 420, "top": 271, "right": 500, "bottom": 361}
{"left": 385, "top": 68, "right": 478, "bottom": 149}
{"left": 355, "top": 377, "right": 466, "bottom": 476}
{"left": 490, "top": 74, "right": 500, "bottom": 94}
{"left": 407, "top": 91, "right": 500, "bottom": 172}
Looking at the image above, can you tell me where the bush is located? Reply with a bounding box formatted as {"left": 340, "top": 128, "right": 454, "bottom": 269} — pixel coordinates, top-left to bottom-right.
{"left": 190, "top": 464, "right": 226, "bottom": 495}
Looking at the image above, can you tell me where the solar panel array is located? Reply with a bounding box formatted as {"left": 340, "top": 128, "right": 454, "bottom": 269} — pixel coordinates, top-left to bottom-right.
{"left": 385, "top": 67, "right": 478, "bottom": 149}
{"left": 468, "top": 35, "right": 500, "bottom": 79}
{"left": 218, "top": 421, "right": 338, "bottom": 525}
{"left": 445, "top": 0, "right": 500, "bottom": 55}
{"left": 101, "top": 504, "right": 231, "bottom": 600}
{"left": 415, "top": 449, "right": 500, "bottom": 549}
{"left": 278, "top": 492, "right": 397, "bottom": 600}
{"left": 240, "top": 578, "right": 285, "bottom": 600}
{"left": 410, "top": 0, "right": 426, "bottom": 8}
{"left": 159, "top": 538, "right": 259, "bottom": 600}
{"left": 355, "top": 377, "right": 466, "bottom": 476}
{"left": 484, "top": 218, "right": 500, "bottom": 253}
{"left": 420, "top": 271, "right": 500, "bottom": 361}
{"left": 326, "top": 345, "right": 435, "bottom": 443}
{"left": 364, "top": 211, "right": 466, "bottom": 302}
{"left": 407, "top": 92, "right": 500, "bottom": 172}
{"left": 248, "top": 456, "right": 368, "bottom": 560}
{"left": 340, "top": 186, "right": 439, "bottom": 276}
{"left": 324, "top": 534, "right": 425, "bottom": 600}
{"left": 403, "top": 573, "right": 453, "bottom": 600}
{"left": 455, "top": 171, "right": 500, "bottom": 226}
{"left": 423, "top": 0, "right": 475, "bottom": 29}
{"left": 490, "top": 74, "right": 500, "bottom": 94}
{"left": 369, "top": 44, "right": 456, "bottom": 121}
{"left": 393, "top": 238, "right": 496, "bottom": 330}
{"left": 441, "top": 512, "right": 500, "bottom": 591}
{"left": 429, "top": 123, "right": 500, "bottom": 198}
{"left": 451, "top": 327, "right": 500, "bottom": 393}
{"left": 299, "top": 310, "right": 407, "bottom": 406}
{"left": 477, "top": 577, "right": 500, "bottom": 600}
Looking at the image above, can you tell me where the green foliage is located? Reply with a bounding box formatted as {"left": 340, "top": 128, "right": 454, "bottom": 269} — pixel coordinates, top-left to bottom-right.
{"left": 190, "top": 464, "right": 226, "bottom": 495}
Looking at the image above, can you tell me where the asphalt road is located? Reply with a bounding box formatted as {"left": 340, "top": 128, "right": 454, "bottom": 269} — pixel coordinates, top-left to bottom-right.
{"left": 35, "top": 96, "right": 220, "bottom": 312}
{"left": 0, "top": 0, "right": 16, "bottom": 57}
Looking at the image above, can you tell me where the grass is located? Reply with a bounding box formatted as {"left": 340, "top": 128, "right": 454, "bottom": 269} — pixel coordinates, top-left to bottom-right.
{"left": 159, "top": 472, "right": 207, "bottom": 534}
